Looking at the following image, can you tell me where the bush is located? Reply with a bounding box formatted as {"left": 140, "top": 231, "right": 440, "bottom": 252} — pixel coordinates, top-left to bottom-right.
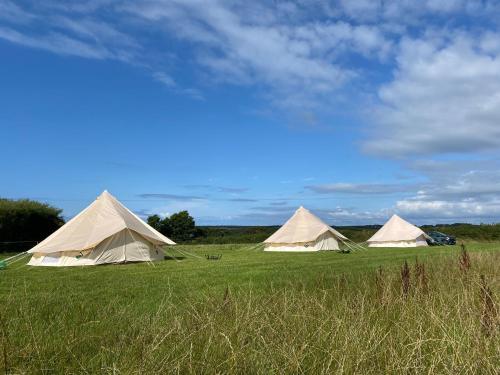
{"left": 0, "top": 199, "right": 64, "bottom": 252}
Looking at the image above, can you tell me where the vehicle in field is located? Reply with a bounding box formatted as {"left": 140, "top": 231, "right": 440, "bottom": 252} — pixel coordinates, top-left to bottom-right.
{"left": 426, "top": 231, "right": 456, "bottom": 245}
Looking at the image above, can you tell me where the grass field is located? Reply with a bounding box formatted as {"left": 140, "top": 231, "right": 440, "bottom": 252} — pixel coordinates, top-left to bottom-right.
{"left": 1, "top": 243, "right": 499, "bottom": 374}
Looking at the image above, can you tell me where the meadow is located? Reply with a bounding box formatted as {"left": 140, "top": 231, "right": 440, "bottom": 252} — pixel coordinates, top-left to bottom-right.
{"left": 0, "top": 243, "right": 498, "bottom": 374}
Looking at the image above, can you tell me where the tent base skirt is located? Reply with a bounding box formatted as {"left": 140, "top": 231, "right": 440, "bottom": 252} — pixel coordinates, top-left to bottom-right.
{"left": 264, "top": 246, "right": 322, "bottom": 252}
{"left": 368, "top": 240, "right": 428, "bottom": 248}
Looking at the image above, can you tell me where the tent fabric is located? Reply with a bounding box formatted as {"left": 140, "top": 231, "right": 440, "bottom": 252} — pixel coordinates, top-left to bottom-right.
{"left": 28, "top": 229, "right": 165, "bottom": 266}
{"left": 28, "top": 190, "right": 174, "bottom": 255}
{"left": 264, "top": 206, "right": 347, "bottom": 251}
{"left": 264, "top": 231, "right": 340, "bottom": 252}
{"left": 27, "top": 190, "right": 175, "bottom": 266}
{"left": 367, "top": 215, "right": 429, "bottom": 248}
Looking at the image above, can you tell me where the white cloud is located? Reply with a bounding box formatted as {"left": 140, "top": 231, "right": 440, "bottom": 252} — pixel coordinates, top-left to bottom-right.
{"left": 393, "top": 160, "right": 500, "bottom": 222}
{"left": 0, "top": 0, "right": 35, "bottom": 24}
{"left": 304, "top": 159, "right": 500, "bottom": 223}
{"left": 395, "top": 198, "right": 500, "bottom": 222}
{"left": 337, "top": 0, "right": 493, "bottom": 22}
{"left": 0, "top": 2, "right": 138, "bottom": 61}
{"left": 3, "top": 0, "right": 500, "bottom": 225}
{"left": 364, "top": 32, "right": 500, "bottom": 156}
{"left": 306, "top": 182, "right": 418, "bottom": 195}
{"left": 0, "top": 26, "right": 114, "bottom": 59}
{"left": 122, "top": 0, "right": 394, "bottom": 111}
{"left": 152, "top": 71, "right": 176, "bottom": 87}
{"left": 54, "top": 16, "right": 138, "bottom": 50}
{"left": 152, "top": 71, "right": 204, "bottom": 99}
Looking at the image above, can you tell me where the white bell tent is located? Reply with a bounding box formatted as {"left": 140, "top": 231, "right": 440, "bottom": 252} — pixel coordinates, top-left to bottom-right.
{"left": 263, "top": 206, "right": 348, "bottom": 252}
{"left": 367, "top": 214, "right": 430, "bottom": 248}
{"left": 27, "top": 190, "right": 175, "bottom": 266}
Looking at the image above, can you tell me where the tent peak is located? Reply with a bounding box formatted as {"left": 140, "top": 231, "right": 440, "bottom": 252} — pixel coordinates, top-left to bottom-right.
{"left": 389, "top": 214, "right": 411, "bottom": 223}
{"left": 368, "top": 214, "right": 428, "bottom": 245}
{"left": 264, "top": 205, "right": 348, "bottom": 244}
{"left": 98, "top": 190, "right": 113, "bottom": 199}
{"left": 28, "top": 191, "right": 175, "bottom": 256}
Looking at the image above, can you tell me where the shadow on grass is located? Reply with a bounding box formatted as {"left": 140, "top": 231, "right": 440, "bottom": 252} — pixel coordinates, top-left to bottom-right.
{"left": 164, "top": 255, "right": 186, "bottom": 261}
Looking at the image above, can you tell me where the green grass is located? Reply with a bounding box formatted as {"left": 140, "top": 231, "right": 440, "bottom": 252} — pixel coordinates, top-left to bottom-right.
{"left": 1, "top": 243, "right": 499, "bottom": 373}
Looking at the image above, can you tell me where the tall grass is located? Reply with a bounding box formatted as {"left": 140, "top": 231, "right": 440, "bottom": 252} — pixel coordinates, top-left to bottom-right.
{"left": 0, "top": 246, "right": 498, "bottom": 373}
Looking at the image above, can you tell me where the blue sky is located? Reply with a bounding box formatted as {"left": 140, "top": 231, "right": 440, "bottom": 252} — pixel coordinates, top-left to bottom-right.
{"left": 2, "top": 0, "right": 500, "bottom": 226}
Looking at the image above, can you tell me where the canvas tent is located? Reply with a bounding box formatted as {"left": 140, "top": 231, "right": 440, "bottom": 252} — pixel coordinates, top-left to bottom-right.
{"left": 263, "top": 206, "right": 348, "bottom": 251}
{"left": 367, "top": 214, "right": 430, "bottom": 248}
{"left": 27, "top": 190, "right": 175, "bottom": 266}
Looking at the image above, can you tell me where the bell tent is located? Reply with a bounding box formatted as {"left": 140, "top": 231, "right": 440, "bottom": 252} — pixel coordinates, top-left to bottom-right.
{"left": 367, "top": 214, "right": 430, "bottom": 248}
{"left": 27, "top": 190, "right": 175, "bottom": 266}
{"left": 263, "top": 206, "right": 348, "bottom": 251}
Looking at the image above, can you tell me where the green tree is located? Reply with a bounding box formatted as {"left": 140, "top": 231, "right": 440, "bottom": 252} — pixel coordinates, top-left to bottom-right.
{"left": 158, "top": 217, "right": 172, "bottom": 238}
{"left": 147, "top": 214, "right": 162, "bottom": 231}
{"left": 0, "top": 198, "right": 64, "bottom": 252}
{"left": 169, "top": 211, "right": 196, "bottom": 242}
{"left": 147, "top": 211, "right": 196, "bottom": 243}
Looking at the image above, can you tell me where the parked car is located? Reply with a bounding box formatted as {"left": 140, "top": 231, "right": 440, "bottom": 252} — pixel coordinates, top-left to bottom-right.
{"left": 426, "top": 231, "right": 456, "bottom": 245}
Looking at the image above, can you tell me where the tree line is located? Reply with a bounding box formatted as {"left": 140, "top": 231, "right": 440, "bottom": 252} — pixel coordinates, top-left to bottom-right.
{"left": 0, "top": 198, "right": 64, "bottom": 252}
{"left": 3, "top": 197, "right": 500, "bottom": 253}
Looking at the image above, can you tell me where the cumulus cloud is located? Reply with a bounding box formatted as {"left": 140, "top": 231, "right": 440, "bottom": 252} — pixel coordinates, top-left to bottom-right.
{"left": 364, "top": 32, "right": 500, "bottom": 156}
{"left": 394, "top": 198, "right": 500, "bottom": 222}
{"left": 390, "top": 159, "right": 500, "bottom": 222}
{"left": 303, "top": 158, "right": 500, "bottom": 223}
{"left": 1, "top": 0, "right": 493, "bottom": 119}
{"left": 3, "top": 0, "right": 500, "bottom": 225}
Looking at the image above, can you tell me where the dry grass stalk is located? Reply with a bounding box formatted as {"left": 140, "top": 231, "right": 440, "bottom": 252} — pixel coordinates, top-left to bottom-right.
{"left": 479, "top": 275, "right": 497, "bottom": 336}
{"left": 2, "top": 243, "right": 500, "bottom": 373}
{"left": 375, "top": 266, "right": 385, "bottom": 304}
{"left": 0, "top": 312, "right": 8, "bottom": 375}
{"left": 459, "top": 243, "right": 471, "bottom": 272}
{"left": 401, "top": 261, "right": 411, "bottom": 297}
{"left": 222, "top": 286, "right": 231, "bottom": 308}
{"left": 414, "top": 258, "right": 428, "bottom": 295}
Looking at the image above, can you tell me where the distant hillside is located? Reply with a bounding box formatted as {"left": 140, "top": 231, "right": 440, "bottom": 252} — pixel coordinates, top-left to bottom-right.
{"left": 189, "top": 223, "right": 500, "bottom": 244}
